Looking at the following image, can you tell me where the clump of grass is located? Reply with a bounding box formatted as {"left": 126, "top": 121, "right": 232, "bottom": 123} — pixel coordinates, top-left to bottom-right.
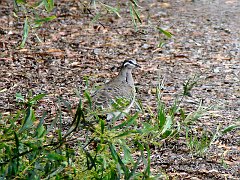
{"left": 13, "top": 0, "right": 56, "bottom": 48}
{"left": 0, "top": 92, "right": 158, "bottom": 179}
{"left": 0, "top": 77, "right": 238, "bottom": 179}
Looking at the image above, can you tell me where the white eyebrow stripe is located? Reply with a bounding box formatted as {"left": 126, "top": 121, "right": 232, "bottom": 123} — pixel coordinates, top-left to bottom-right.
{"left": 124, "top": 61, "right": 137, "bottom": 66}
{"left": 124, "top": 62, "right": 132, "bottom": 66}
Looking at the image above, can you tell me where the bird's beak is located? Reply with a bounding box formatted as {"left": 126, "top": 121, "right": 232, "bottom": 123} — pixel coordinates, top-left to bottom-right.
{"left": 136, "top": 64, "right": 141, "bottom": 68}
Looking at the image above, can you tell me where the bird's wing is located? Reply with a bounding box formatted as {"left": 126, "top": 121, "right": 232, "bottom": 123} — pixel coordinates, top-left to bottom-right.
{"left": 91, "top": 85, "right": 133, "bottom": 113}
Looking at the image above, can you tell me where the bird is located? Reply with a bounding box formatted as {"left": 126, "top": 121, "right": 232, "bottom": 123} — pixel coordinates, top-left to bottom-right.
{"left": 64, "top": 59, "right": 140, "bottom": 137}
{"left": 90, "top": 59, "right": 141, "bottom": 122}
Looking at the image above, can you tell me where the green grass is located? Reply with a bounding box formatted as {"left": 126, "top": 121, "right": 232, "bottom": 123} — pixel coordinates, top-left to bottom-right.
{"left": 0, "top": 79, "right": 238, "bottom": 179}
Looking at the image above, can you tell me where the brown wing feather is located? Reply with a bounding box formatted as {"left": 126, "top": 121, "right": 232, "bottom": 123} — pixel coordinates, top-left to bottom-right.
{"left": 91, "top": 81, "right": 134, "bottom": 111}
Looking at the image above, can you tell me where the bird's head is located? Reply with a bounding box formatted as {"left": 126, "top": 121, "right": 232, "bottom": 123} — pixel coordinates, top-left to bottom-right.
{"left": 122, "top": 59, "right": 141, "bottom": 69}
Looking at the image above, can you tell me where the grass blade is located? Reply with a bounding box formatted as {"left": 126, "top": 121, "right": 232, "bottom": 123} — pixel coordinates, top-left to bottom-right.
{"left": 157, "top": 27, "right": 173, "bottom": 38}
{"left": 20, "top": 17, "right": 29, "bottom": 48}
{"left": 19, "top": 107, "right": 34, "bottom": 133}
{"left": 112, "top": 113, "right": 138, "bottom": 129}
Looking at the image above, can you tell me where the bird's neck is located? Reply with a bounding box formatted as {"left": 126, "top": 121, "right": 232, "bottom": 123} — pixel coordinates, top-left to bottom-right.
{"left": 118, "top": 68, "right": 134, "bottom": 86}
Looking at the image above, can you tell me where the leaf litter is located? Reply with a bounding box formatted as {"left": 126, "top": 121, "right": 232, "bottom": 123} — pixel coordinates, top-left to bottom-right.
{"left": 0, "top": 0, "right": 239, "bottom": 179}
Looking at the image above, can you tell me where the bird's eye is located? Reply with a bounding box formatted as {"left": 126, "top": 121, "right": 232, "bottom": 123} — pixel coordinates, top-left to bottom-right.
{"left": 122, "top": 59, "right": 138, "bottom": 67}
{"left": 128, "top": 60, "right": 135, "bottom": 64}
{"left": 126, "top": 60, "right": 136, "bottom": 65}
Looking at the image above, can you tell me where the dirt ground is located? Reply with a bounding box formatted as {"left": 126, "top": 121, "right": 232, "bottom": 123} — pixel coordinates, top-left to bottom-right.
{"left": 0, "top": 0, "right": 239, "bottom": 179}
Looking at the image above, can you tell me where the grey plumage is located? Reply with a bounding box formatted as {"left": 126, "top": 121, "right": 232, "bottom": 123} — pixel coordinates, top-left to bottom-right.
{"left": 91, "top": 59, "right": 140, "bottom": 121}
